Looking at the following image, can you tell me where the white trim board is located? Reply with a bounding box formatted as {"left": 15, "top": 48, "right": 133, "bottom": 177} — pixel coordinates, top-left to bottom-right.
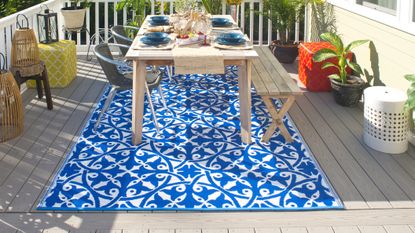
{"left": 327, "top": 0, "right": 415, "bottom": 35}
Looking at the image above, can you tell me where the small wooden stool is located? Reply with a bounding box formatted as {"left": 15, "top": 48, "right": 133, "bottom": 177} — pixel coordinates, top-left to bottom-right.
{"left": 11, "top": 62, "right": 53, "bottom": 110}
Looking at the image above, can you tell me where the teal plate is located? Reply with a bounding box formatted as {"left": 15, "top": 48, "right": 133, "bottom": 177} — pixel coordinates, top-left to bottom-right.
{"left": 140, "top": 37, "right": 171, "bottom": 46}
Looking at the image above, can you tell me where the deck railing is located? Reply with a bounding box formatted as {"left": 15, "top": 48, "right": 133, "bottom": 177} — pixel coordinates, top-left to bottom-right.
{"left": 0, "top": 0, "right": 307, "bottom": 67}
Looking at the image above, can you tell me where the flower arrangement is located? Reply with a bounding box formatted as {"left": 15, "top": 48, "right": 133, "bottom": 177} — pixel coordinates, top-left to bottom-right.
{"left": 170, "top": 10, "right": 211, "bottom": 38}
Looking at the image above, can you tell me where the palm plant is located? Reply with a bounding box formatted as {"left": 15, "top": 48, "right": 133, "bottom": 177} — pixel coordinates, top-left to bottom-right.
{"left": 262, "top": 0, "right": 323, "bottom": 44}
{"left": 116, "top": 0, "right": 149, "bottom": 26}
{"left": 313, "top": 32, "right": 369, "bottom": 84}
{"left": 201, "top": 0, "right": 222, "bottom": 14}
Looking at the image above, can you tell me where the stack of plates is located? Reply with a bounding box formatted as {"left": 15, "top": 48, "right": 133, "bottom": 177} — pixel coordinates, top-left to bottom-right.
{"left": 212, "top": 17, "right": 233, "bottom": 27}
{"left": 215, "top": 32, "right": 246, "bottom": 45}
{"left": 140, "top": 32, "right": 171, "bottom": 46}
{"left": 148, "top": 16, "right": 170, "bottom": 26}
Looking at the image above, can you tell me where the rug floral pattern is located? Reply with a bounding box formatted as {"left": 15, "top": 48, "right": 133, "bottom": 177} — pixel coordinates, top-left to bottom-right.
{"left": 38, "top": 67, "right": 342, "bottom": 211}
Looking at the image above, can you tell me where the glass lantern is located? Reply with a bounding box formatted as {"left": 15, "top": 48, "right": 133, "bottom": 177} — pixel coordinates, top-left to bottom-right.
{"left": 37, "top": 9, "right": 59, "bottom": 44}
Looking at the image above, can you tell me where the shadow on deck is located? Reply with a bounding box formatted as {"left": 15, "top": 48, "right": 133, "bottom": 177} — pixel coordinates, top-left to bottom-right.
{"left": 0, "top": 57, "right": 415, "bottom": 232}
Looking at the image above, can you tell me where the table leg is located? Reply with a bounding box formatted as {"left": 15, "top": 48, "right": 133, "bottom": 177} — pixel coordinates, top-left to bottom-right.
{"left": 132, "top": 60, "right": 147, "bottom": 145}
{"left": 238, "top": 60, "right": 252, "bottom": 144}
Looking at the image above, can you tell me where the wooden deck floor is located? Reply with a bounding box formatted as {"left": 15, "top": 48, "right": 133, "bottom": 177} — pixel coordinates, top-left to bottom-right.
{"left": 1, "top": 57, "right": 415, "bottom": 232}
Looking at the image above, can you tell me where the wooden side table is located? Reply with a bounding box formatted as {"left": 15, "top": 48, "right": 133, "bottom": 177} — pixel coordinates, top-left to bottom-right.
{"left": 28, "top": 40, "right": 77, "bottom": 88}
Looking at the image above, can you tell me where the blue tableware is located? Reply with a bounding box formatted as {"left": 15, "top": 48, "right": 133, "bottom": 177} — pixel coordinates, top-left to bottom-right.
{"left": 144, "top": 32, "right": 169, "bottom": 42}
{"left": 150, "top": 15, "right": 169, "bottom": 23}
{"left": 217, "top": 32, "right": 245, "bottom": 43}
{"left": 148, "top": 20, "right": 169, "bottom": 26}
{"left": 140, "top": 36, "right": 171, "bottom": 46}
{"left": 212, "top": 17, "right": 232, "bottom": 27}
{"left": 215, "top": 37, "right": 246, "bottom": 46}
{"left": 149, "top": 16, "right": 169, "bottom": 26}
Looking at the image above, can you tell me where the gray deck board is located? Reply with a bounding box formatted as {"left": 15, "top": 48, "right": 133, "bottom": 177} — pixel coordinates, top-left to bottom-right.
{"left": 305, "top": 93, "right": 414, "bottom": 208}
{"left": 9, "top": 65, "right": 107, "bottom": 212}
{"left": 0, "top": 59, "right": 415, "bottom": 231}
{"left": 317, "top": 92, "right": 415, "bottom": 207}
{"left": 288, "top": 101, "right": 368, "bottom": 209}
{"left": 295, "top": 95, "right": 394, "bottom": 208}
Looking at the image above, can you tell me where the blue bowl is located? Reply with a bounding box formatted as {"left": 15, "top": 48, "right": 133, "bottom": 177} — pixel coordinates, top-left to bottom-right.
{"left": 144, "top": 32, "right": 169, "bottom": 42}
{"left": 215, "top": 37, "right": 245, "bottom": 46}
{"left": 218, "top": 32, "right": 244, "bottom": 43}
{"left": 141, "top": 36, "right": 171, "bottom": 46}
{"left": 150, "top": 16, "right": 169, "bottom": 24}
{"left": 212, "top": 18, "right": 229, "bottom": 24}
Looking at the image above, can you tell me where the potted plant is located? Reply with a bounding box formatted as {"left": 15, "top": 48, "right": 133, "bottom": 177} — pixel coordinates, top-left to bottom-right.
{"left": 313, "top": 32, "right": 370, "bottom": 106}
{"left": 261, "top": 0, "right": 323, "bottom": 63}
{"left": 405, "top": 74, "right": 415, "bottom": 145}
{"left": 116, "top": 0, "right": 148, "bottom": 27}
{"left": 61, "top": 0, "right": 91, "bottom": 30}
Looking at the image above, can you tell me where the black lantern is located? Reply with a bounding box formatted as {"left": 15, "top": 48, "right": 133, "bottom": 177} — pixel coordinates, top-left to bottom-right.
{"left": 37, "top": 7, "right": 59, "bottom": 44}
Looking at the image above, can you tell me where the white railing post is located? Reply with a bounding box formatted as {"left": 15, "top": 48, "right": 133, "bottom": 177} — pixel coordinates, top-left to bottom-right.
{"left": 258, "top": 0, "right": 263, "bottom": 45}
{"left": 240, "top": 2, "right": 245, "bottom": 33}
{"left": 304, "top": 4, "right": 309, "bottom": 42}
{"left": 104, "top": 0, "right": 109, "bottom": 42}
{"left": 114, "top": 0, "right": 118, "bottom": 26}
{"left": 249, "top": 1, "right": 254, "bottom": 42}
{"left": 95, "top": 0, "right": 99, "bottom": 45}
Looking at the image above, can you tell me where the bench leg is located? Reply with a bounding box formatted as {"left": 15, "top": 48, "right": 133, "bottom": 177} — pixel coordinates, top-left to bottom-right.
{"left": 261, "top": 96, "right": 296, "bottom": 143}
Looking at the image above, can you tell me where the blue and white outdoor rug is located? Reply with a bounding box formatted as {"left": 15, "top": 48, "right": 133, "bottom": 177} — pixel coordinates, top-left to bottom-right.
{"left": 38, "top": 67, "right": 343, "bottom": 211}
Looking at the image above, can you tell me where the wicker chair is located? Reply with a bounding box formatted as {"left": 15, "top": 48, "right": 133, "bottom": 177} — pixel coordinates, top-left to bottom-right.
{"left": 111, "top": 25, "right": 173, "bottom": 80}
{"left": 93, "top": 43, "right": 167, "bottom": 132}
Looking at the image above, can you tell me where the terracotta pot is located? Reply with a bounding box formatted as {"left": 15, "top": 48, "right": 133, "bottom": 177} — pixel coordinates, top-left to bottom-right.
{"left": 61, "top": 7, "right": 86, "bottom": 30}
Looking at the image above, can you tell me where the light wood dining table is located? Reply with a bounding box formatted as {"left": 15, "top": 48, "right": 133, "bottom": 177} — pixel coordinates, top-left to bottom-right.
{"left": 125, "top": 15, "right": 259, "bottom": 145}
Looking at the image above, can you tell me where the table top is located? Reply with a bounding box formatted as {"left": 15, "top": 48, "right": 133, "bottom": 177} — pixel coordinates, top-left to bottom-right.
{"left": 125, "top": 15, "right": 259, "bottom": 61}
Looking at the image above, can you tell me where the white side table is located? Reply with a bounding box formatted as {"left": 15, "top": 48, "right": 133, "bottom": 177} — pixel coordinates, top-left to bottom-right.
{"left": 363, "top": 86, "right": 408, "bottom": 154}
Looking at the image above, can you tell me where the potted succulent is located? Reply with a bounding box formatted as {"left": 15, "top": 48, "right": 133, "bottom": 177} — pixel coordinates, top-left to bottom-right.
{"left": 261, "top": 0, "right": 323, "bottom": 63}
{"left": 405, "top": 74, "right": 415, "bottom": 145}
{"left": 61, "top": 0, "right": 91, "bottom": 30}
{"left": 313, "top": 32, "right": 370, "bottom": 106}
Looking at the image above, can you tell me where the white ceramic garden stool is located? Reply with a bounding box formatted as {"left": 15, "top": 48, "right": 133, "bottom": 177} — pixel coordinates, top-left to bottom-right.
{"left": 363, "top": 86, "right": 408, "bottom": 154}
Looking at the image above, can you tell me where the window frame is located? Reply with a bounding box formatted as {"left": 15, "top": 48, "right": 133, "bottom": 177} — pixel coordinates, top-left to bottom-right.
{"left": 327, "top": 0, "right": 415, "bottom": 35}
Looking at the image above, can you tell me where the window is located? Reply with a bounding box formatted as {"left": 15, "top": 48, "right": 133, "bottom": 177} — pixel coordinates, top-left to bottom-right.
{"left": 327, "top": 0, "right": 415, "bottom": 35}
{"left": 357, "top": 0, "right": 397, "bottom": 15}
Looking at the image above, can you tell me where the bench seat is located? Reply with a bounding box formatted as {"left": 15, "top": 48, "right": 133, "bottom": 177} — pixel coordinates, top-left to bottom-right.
{"left": 252, "top": 46, "right": 303, "bottom": 142}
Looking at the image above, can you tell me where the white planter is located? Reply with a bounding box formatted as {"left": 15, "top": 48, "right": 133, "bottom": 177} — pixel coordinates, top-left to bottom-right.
{"left": 61, "top": 8, "right": 86, "bottom": 30}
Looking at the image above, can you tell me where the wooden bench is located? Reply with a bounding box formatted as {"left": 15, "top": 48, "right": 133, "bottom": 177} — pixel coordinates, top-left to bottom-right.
{"left": 252, "top": 46, "right": 303, "bottom": 143}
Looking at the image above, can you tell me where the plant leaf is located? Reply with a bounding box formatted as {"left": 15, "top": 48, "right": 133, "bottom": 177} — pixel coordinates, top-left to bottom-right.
{"left": 328, "top": 74, "right": 341, "bottom": 81}
{"left": 405, "top": 74, "right": 415, "bottom": 82}
{"left": 313, "top": 48, "right": 337, "bottom": 62}
{"left": 346, "top": 60, "right": 363, "bottom": 75}
{"left": 321, "top": 62, "right": 339, "bottom": 70}
{"left": 406, "top": 95, "right": 415, "bottom": 109}
{"left": 345, "top": 40, "right": 370, "bottom": 52}
{"left": 320, "top": 32, "right": 343, "bottom": 52}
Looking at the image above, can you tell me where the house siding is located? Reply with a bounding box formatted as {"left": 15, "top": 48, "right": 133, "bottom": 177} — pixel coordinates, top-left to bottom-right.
{"left": 309, "top": 4, "right": 413, "bottom": 91}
